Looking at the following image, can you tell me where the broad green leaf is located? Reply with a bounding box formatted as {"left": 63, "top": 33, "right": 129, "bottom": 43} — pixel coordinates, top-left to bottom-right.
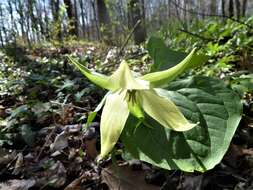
{"left": 147, "top": 37, "right": 186, "bottom": 71}
{"left": 121, "top": 76, "right": 242, "bottom": 172}
{"left": 68, "top": 56, "right": 111, "bottom": 89}
{"left": 141, "top": 48, "right": 205, "bottom": 87}
{"left": 147, "top": 37, "right": 208, "bottom": 72}
{"left": 109, "top": 61, "right": 149, "bottom": 90}
{"left": 100, "top": 90, "right": 129, "bottom": 158}
{"left": 138, "top": 89, "right": 196, "bottom": 131}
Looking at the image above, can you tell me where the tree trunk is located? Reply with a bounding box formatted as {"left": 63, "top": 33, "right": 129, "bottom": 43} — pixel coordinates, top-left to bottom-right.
{"left": 51, "top": 0, "right": 61, "bottom": 40}
{"left": 221, "top": 0, "right": 226, "bottom": 17}
{"left": 80, "top": 0, "right": 87, "bottom": 38}
{"left": 63, "top": 0, "right": 78, "bottom": 37}
{"left": 210, "top": 0, "right": 217, "bottom": 15}
{"left": 15, "top": 0, "right": 26, "bottom": 40}
{"left": 96, "top": 0, "right": 112, "bottom": 44}
{"left": 228, "top": 0, "right": 234, "bottom": 18}
{"left": 128, "top": 0, "right": 147, "bottom": 45}
{"left": 234, "top": 0, "right": 241, "bottom": 19}
{"left": 242, "top": 0, "right": 248, "bottom": 16}
{"left": 73, "top": 0, "right": 79, "bottom": 37}
{"left": 0, "top": 4, "right": 4, "bottom": 46}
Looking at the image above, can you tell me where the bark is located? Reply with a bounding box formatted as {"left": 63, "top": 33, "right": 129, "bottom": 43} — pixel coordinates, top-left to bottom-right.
{"left": 234, "top": 0, "right": 241, "bottom": 19}
{"left": 242, "top": 0, "right": 248, "bottom": 16}
{"left": 210, "top": 0, "right": 217, "bottom": 15}
{"left": 228, "top": 0, "right": 234, "bottom": 18}
{"left": 64, "top": 0, "right": 78, "bottom": 37}
{"left": 15, "top": 0, "right": 26, "bottom": 40}
{"left": 221, "top": 0, "right": 226, "bottom": 17}
{"left": 80, "top": 0, "right": 87, "bottom": 38}
{"left": 0, "top": 4, "right": 4, "bottom": 46}
{"left": 73, "top": 0, "right": 79, "bottom": 37}
{"left": 51, "top": 0, "right": 61, "bottom": 40}
{"left": 128, "top": 0, "right": 147, "bottom": 45}
{"left": 96, "top": 0, "right": 112, "bottom": 43}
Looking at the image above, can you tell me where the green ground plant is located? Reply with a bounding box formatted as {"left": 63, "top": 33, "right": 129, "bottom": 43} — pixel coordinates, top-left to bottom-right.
{"left": 70, "top": 37, "right": 243, "bottom": 172}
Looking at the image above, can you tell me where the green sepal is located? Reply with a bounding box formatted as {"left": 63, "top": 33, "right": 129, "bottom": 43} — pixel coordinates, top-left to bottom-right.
{"left": 68, "top": 56, "right": 112, "bottom": 89}
{"left": 140, "top": 48, "right": 202, "bottom": 87}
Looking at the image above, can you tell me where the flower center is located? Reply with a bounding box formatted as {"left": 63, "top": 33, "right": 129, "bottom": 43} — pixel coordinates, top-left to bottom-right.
{"left": 126, "top": 90, "right": 137, "bottom": 104}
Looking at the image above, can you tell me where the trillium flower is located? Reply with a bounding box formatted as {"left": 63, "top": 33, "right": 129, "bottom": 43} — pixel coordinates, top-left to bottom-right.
{"left": 68, "top": 48, "right": 200, "bottom": 159}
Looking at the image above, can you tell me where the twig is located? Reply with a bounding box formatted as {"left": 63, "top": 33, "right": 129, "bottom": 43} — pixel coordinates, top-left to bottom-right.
{"left": 35, "top": 126, "right": 56, "bottom": 162}
{"left": 118, "top": 19, "right": 142, "bottom": 56}
{"left": 170, "top": 0, "right": 253, "bottom": 29}
{"left": 179, "top": 29, "right": 214, "bottom": 41}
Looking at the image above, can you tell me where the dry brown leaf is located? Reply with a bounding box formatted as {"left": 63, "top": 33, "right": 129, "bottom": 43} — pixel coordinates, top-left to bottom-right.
{"left": 85, "top": 138, "right": 98, "bottom": 159}
{"left": 101, "top": 164, "right": 160, "bottom": 190}
{"left": 0, "top": 179, "right": 36, "bottom": 190}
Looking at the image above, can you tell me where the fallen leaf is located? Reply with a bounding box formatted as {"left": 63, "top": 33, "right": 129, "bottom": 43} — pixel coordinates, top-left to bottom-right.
{"left": 36, "top": 160, "right": 67, "bottom": 188}
{"left": 101, "top": 164, "right": 160, "bottom": 190}
{"left": 85, "top": 138, "right": 98, "bottom": 159}
{"left": 0, "top": 179, "right": 36, "bottom": 190}
{"left": 50, "top": 131, "right": 68, "bottom": 152}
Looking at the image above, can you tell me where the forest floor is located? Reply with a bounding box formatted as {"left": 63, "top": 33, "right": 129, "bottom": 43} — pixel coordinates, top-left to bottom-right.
{"left": 0, "top": 42, "right": 253, "bottom": 190}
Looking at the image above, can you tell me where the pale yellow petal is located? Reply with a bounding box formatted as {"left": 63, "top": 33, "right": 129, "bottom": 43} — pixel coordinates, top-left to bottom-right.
{"left": 138, "top": 90, "right": 197, "bottom": 131}
{"left": 109, "top": 60, "right": 149, "bottom": 90}
{"left": 100, "top": 90, "right": 129, "bottom": 158}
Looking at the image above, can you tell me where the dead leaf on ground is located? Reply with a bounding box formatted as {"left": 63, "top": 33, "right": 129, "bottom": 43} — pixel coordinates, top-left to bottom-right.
{"left": 85, "top": 138, "right": 98, "bottom": 159}
{"left": 0, "top": 149, "right": 16, "bottom": 166}
{"left": 36, "top": 160, "right": 67, "bottom": 188}
{"left": 101, "top": 163, "right": 160, "bottom": 190}
{"left": 0, "top": 179, "right": 36, "bottom": 190}
{"left": 50, "top": 131, "right": 68, "bottom": 152}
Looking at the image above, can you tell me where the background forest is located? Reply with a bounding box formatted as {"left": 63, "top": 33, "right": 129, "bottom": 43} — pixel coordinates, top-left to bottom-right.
{"left": 0, "top": 0, "right": 253, "bottom": 190}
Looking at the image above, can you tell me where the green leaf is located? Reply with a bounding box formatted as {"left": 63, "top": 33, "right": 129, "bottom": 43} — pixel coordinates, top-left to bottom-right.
{"left": 147, "top": 36, "right": 207, "bottom": 71}
{"left": 143, "top": 37, "right": 208, "bottom": 87}
{"left": 141, "top": 48, "right": 198, "bottom": 87}
{"left": 121, "top": 76, "right": 242, "bottom": 172}
{"left": 147, "top": 37, "right": 186, "bottom": 71}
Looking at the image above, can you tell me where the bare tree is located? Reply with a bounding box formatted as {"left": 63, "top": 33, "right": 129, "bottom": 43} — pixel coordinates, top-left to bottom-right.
{"left": 228, "top": 0, "right": 234, "bottom": 18}
{"left": 64, "top": 0, "right": 78, "bottom": 37}
{"left": 242, "top": 0, "right": 248, "bottom": 16}
{"left": 96, "top": 0, "right": 112, "bottom": 43}
{"left": 128, "top": 0, "right": 147, "bottom": 44}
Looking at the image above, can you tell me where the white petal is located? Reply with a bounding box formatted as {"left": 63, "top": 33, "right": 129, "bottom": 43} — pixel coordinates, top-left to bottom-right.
{"left": 138, "top": 90, "right": 197, "bottom": 131}
{"left": 100, "top": 90, "right": 129, "bottom": 158}
{"left": 109, "top": 61, "right": 149, "bottom": 90}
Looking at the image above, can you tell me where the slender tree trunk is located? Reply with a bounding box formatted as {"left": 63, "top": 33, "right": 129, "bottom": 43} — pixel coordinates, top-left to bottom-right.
{"left": 91, "top": 1, "right": 100, "bottom": 40}
{"left": 221, "top": 0, "right": 226, "bottom": 17}
{"left": 64, "top": 0, "right": 78, "bottom": 37}
{"left": 15, "top": 0, "right": 26, "bottom": 40}
{"left": 80, "top": 0, "right": 86, "bottom": 38}
{"left": 228, "top": 0, "right": 234, "bottom": 18}
{"left": 128, "top": 0, "right": 147, "bottom": 44}
{"left": 242, "top": 0, "right": 248, "bottom": 16}
{"left": 234, "top": 0, "right": 241, "bottom": 19}
{"left": 96, "top": 0, "right": 112, "bottom": 44}
{"left": 51, "top": 0, "right": 62, "bottom": 40}
{"left": 0, "top": 4, "right": 4, "bottom": 46}
{"left": 73, "top": 0, "right": 79, "bottom": 37}
{"left": 43, "top": 0, "right": 49, "bottom": 39}
{"left": 210, "top": 0, "right": 217, "bottom": 15}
